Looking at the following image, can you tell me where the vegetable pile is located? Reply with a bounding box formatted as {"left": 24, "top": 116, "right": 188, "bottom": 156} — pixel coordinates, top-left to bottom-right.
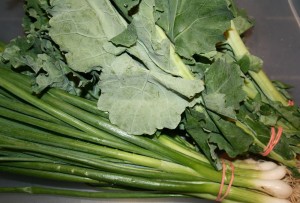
{"left": 0, "top": 0, "right": 299, "bottom": 202}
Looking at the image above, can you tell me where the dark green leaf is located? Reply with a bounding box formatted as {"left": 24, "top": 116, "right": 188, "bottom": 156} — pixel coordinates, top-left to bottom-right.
{"left": 111, "top": 23, "right": 138, "bottom": 47}
{"left": 209, "top": 111, "right": 254, "bottom": 157}
{"left": 238, "top": 54, "right": 263, "bottom": 73}
{"left": 97, "top": 54, "right": 204, "bottom": 135}
{"left": 184, "top": 108, "right": 222, "bottom": 170}
{"left": 243, "top": 117, "right": 295, "bottom": 160}
{"left": 155, "top": 0, "right": 233, "bottom": 60}
{"left": 272, "top": 102, "right": 300, "bottom": 130}
{"left": 203, "top": 59, "right": 246, "bottom": 118}
{"left": 23, "top": 0, "right": 50, "bottom": 33}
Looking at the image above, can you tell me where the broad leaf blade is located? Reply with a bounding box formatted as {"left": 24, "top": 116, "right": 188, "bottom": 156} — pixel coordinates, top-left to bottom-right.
{"left": 209, "top": 111, "right": 254, "bottom": 157}
{"left": 113, "top": 0, "right": 205, "bottom": 78}
{"left": 203, "top": 59, "right": 246, "bottom": 118}
{"left": 185, "top": 108, "right": 222, "bottom": 169}
{"left": 156, "top": 0, "right": 233, "bottom": 60}
{"left": 130, "top": 0, "right": 192, "bottom": 77}
{"left": 111, "top": 23, "right": 138, "bottom": 48}
{"left": 98, "top": 54, "right": 204, "bottom": 135}
{"left": 49, "top": 0, "right": 126, "bottom": 72}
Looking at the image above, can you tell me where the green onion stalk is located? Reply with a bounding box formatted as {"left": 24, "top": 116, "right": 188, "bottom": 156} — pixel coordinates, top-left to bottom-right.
{"left": 223, "top": 21, "right": 300, "bottom": 169}
{"left": 0, "top": 67, "right": 294, "bottom": 203}
{"left": 226, "top": 22, "right": 287, "bottom": 105}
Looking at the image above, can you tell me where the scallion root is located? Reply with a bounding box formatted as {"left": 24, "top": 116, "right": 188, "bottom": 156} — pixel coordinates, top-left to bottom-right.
{"left": 283, "top": 159, "right": 300, "bottom": 203}
{"left": 290, "top": 180, "right": 300, "bottom": 203}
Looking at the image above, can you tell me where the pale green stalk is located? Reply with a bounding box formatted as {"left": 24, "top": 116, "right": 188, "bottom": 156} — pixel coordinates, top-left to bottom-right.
{"left": 226, "top": 21, "right": 288, "bottom": 105}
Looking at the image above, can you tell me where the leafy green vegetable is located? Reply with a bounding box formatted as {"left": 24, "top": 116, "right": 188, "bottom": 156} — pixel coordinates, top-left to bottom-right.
{"left": 1, "top": 1, "right": 91, "bottom": 95}
{"left": 111, "top": 23, "right": 137, "bottom": 48}
{"left": 184, "top": 108, "right": 222, "bottom": 169}
{"left": 1, "top": 0, "right": 300, "bottom": 178}
{"left": 49, "top": 0, "right": 126, "bottom": 72}
{"left": 241, "top": 115, "right": 295, "bottom": 160}
{"left": 97, "top": 0, "right": 205, "bottom": 134}
{"left": 1, "top": 36, "right": 81, "bottom": 94}
{"left": 2, "top": 0, "right": 207, "bottom": 135}
{"left": 209, "top": 111, "right": 254, "bottom": 157}
{"left": 203, "top": 58, "right": 246, "bottom": 118}
{"left": 155, "top": 0, "right": 233, "bottom": 60}
{"left": 98, "top": 53, "right": 203, "bottom": 135}
{"left": 238, "top": 54, "right": 263, "bottom": 73}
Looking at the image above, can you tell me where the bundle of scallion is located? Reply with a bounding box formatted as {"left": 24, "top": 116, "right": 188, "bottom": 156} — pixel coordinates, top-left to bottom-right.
{"left": 0, "top": 68, "right": 296, "bottom": 202}
{"left": 0, "top": 0, "right": 299, "bottom": 202}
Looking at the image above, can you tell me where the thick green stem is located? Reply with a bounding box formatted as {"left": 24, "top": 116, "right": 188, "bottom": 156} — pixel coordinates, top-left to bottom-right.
{"left": 0, "top": 106, "right": 105, "bottom": 144}
{"left": 0, "top": 71, "right": 141, "bottom": 148}
{"left": 0, "top": 127, "right": 276, "bottom": 196}
{"left": 0, "top": 106, "right": 162, "bottom": 159}
{"left": 49, "top": 88, "right": 109, "bottom": 119}
{"left": 0, "top": 87, "right": 19, "bottom": 100}
{"left": 0, "top": 157, "right": 52, "bottom": 162}
{"left": 0, "top": 69, "right": 220, "bottom": 181}
{"left": 157, "top": 135, "right": 210, "bottom": 165}
{"left": 226, "top": 21, "right": 288, "bottom": 105}
{"left": 156, "top": 135, "right": 280, "bottom": 180}
{"left": 0, "top": 161, "right": 213, "bottom": 192}
{"left": 0, "top": 144, "right": 197, "bottom": 181}
{"left": 243, "top": 78, "right": 260, "bottom": 100}
{"left": 0, "top": 166, "right": 102, "bottom": 184}
{"left": 0, "top": 131, "right": 200, "bottom": 179}
{"left": 0, "top": 97, "right": 65, "bottom": 125}
{"left": 0, "top": 186, "right": 183, "bottom": 198}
